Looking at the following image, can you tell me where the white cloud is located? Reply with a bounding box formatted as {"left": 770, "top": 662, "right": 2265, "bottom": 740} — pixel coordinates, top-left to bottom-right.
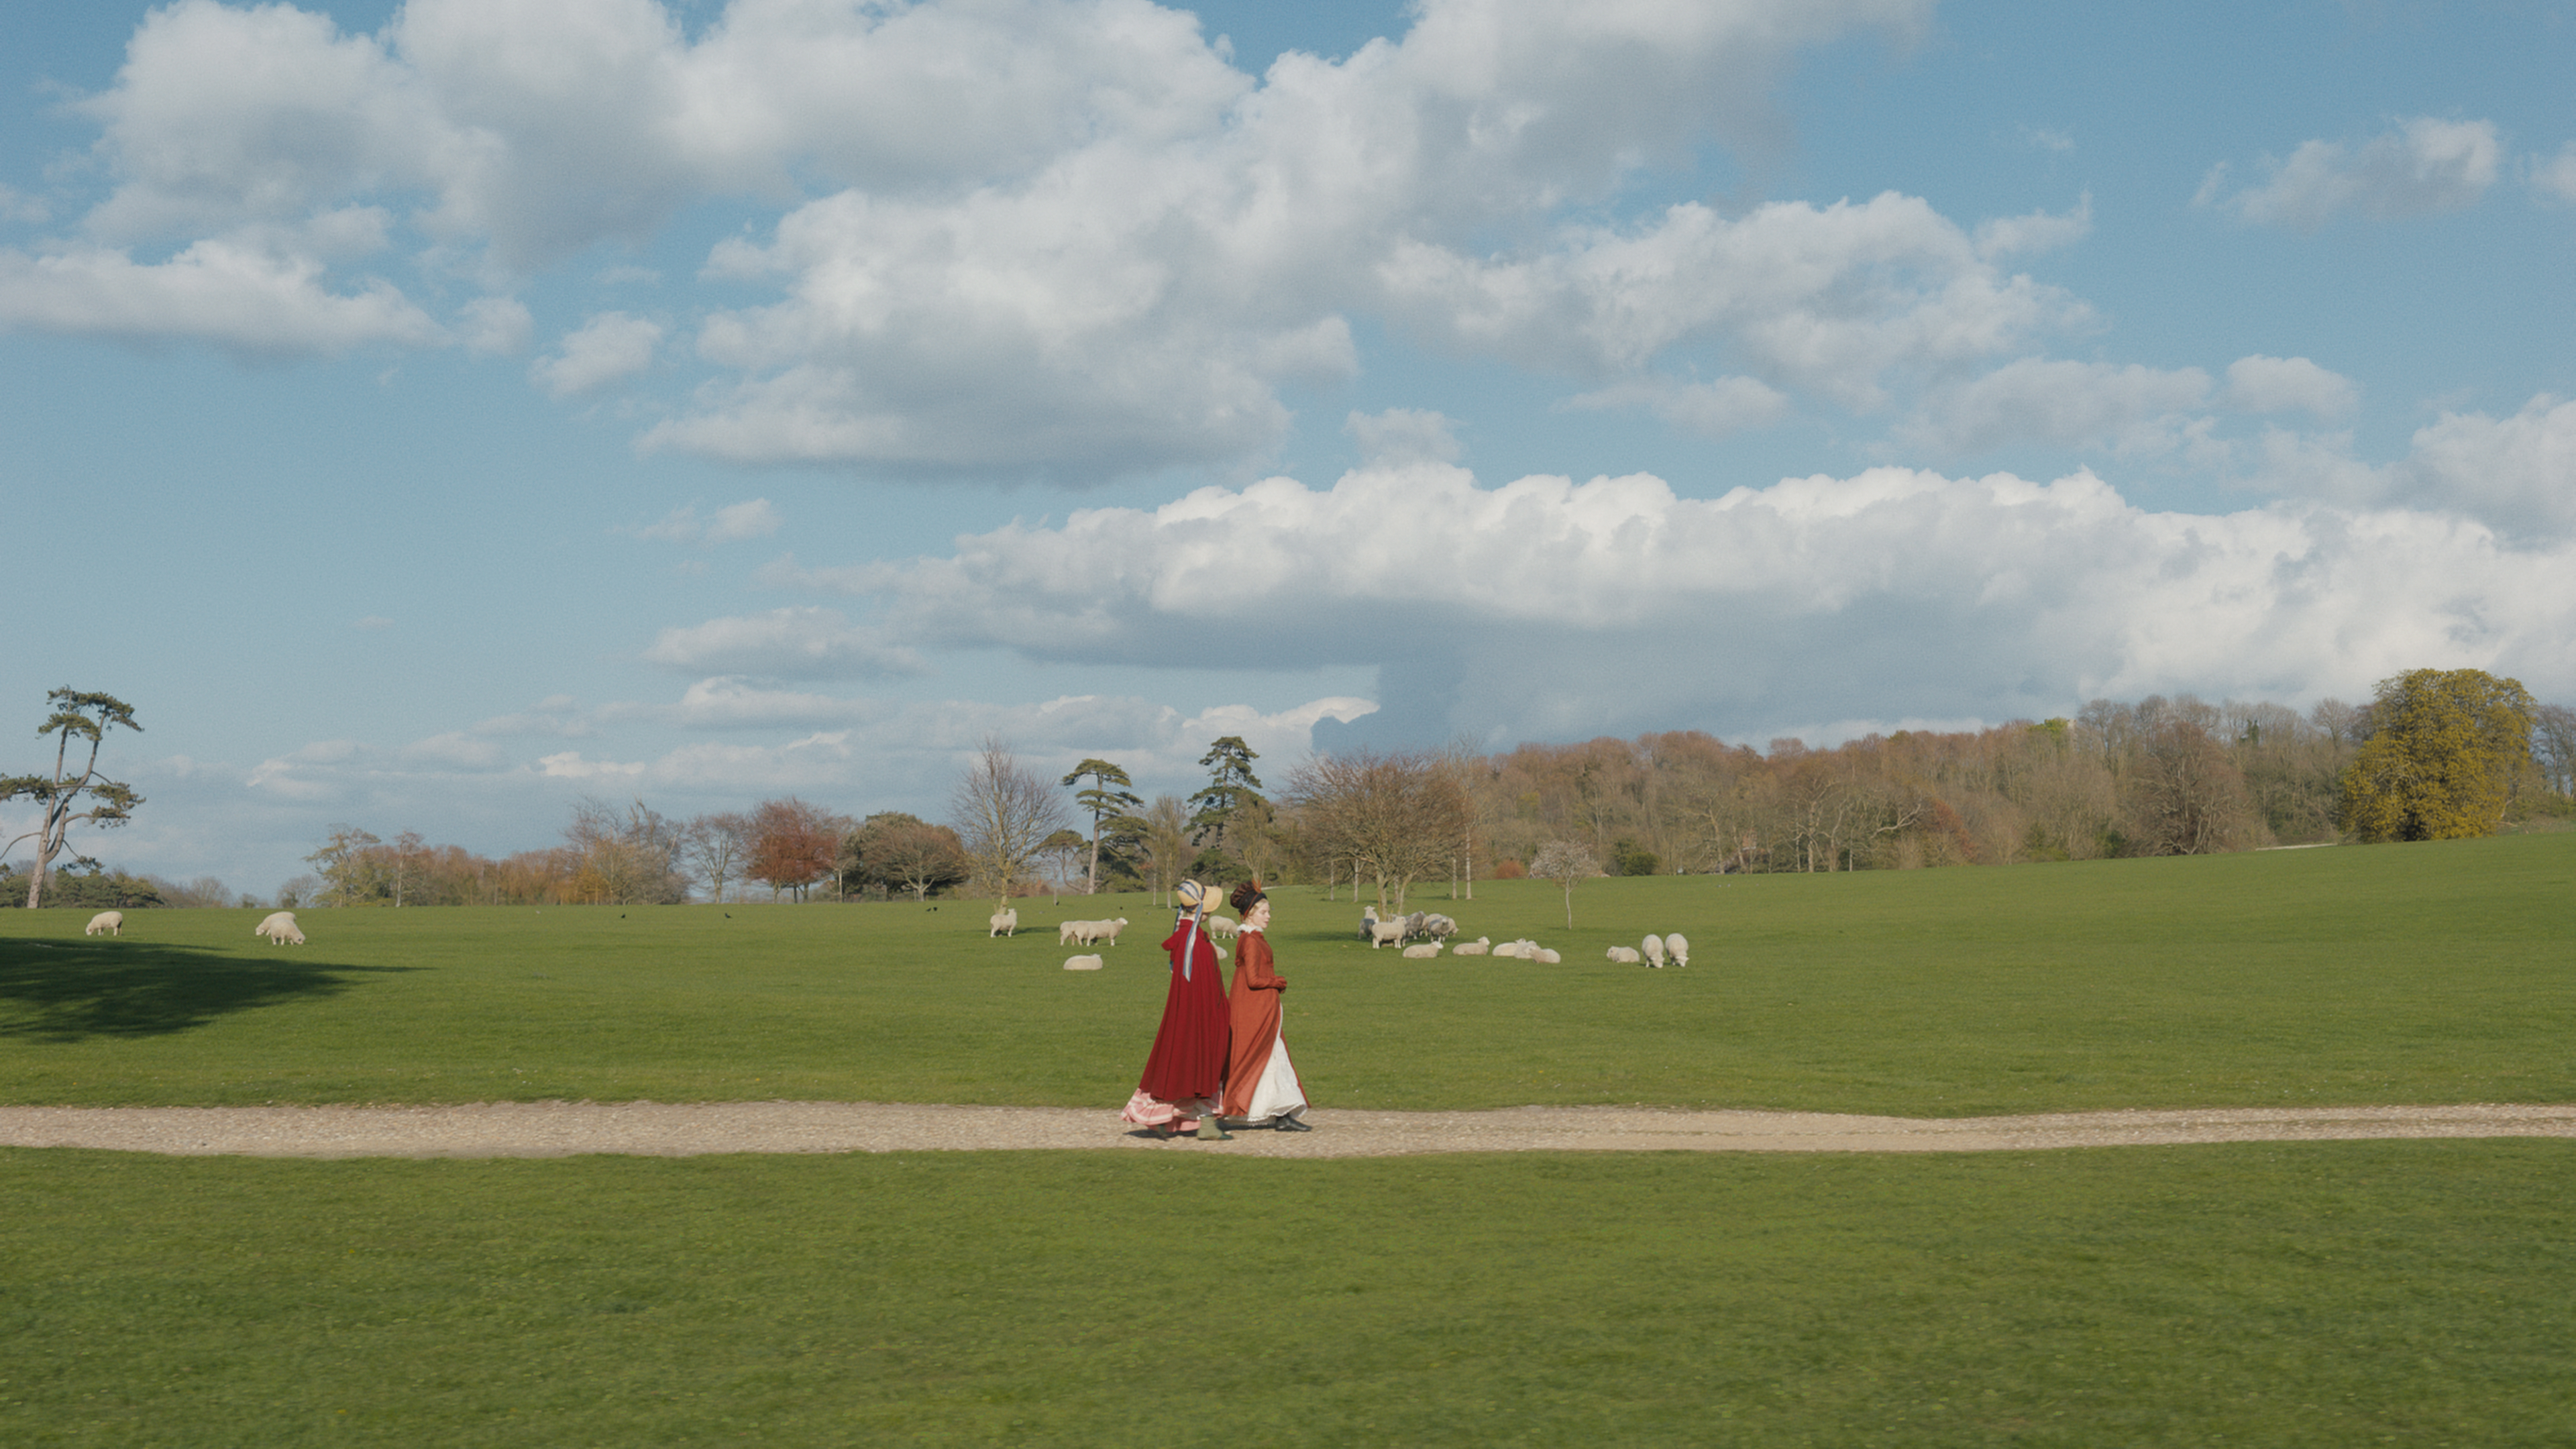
{"left": 2021, "top": 125, "right": 2074, "bottom": 155}
{"left": 458, "top": 295, "right": 531, "bottom": 355}
{"left": 531, "top": 310, "right": 661, "bottom": 397}
{"left": 354, "top": 614, "right": 394, "bottom": 631}
{"left": 627, "top": 497, "right": 780, "bottom": 543}
{"left": 2534, "top": 143, "right": 2576, "bottom": 204}
{"left": 1972, "top": 194, "right": 2090, "bottom": 260}
{"left": 2203, "top": 117, "right": 2502, "bottom": 229}
{"left": 784, "top": 460, "right": 2576, "bottom": 744}
{"left": 1562, "top": 375, "right": 1789, "bottom": 439}
{"left": 2388, "top": 395, "right": 2576, "bottom": 539}
{"left": 641, "top": 605, "right": 927, "bottom": 679}
{"left": 2223, "top": 355, "right": 2357, "bottom": 418}
{"left": 0, "top": 239, "right": 441, "bottom": 354}
{"left": 1898, "top": 358, "right": 2212, "bottom": 455}
{"left": 52, "top": 0, "right": 1958, "bottom": 470}
{"left": 471, "top": 695, "right": 596, "bottom": 739}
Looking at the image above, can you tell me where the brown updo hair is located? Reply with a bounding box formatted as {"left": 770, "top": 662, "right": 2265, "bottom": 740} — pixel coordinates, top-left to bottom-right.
{"left": 1228, "top": 879, "right": 1267, "bottom": 916}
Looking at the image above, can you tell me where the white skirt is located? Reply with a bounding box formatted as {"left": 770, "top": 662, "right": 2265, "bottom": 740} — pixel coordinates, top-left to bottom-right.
{"left": 1240, "top": 1036, "right": 1307, "bottom": 1123}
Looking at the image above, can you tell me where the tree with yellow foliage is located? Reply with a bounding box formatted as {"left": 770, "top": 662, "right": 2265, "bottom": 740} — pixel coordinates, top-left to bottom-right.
{"left": 2339, "top": 668, "right": 2537, "bottom": 842}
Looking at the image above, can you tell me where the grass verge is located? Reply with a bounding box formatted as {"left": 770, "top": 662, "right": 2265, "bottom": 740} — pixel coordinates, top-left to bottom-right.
{"left": 4, "top": 1140, "right": 2571, "bottom": 1447}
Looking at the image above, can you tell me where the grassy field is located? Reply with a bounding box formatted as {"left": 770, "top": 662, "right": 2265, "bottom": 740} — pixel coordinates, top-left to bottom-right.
{"left": 5, "top": 837, "right": 2573, "bottom": 1444}
{"left": 5, "top": 1141, "right": 2573, "bottom": 1446}
{"left": 4, "top": 833, "right": 2570, "bottom": 1114}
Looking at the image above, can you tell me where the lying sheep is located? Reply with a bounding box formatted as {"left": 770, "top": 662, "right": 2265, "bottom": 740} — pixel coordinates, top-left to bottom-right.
{"left": 989, "top": 908, "right": 1019, "bottom": 938}
{"left": 1491, "top": 938, "right": 1538, "bottom": 960}
{"left": 1533, "top": 948, "right": 1562, "bottom": 965}
{"left": 1062, "top": 954, "right": 1104, "bottom": 971}
{"left": 1642, "top": 934, "right": 1666, "bottom": 968}
{"left": 1401, "top": 943, "right": 1442, "bottom": 959}
{"left": 254, "top": 911, "right": 305, "bottom": 947}
{"left": 1450, "top": 936, "right": 1491, "bottom": 956}
{"left": 1666, "top": 933, "right": 1690, "bottom": 968}
{"left": 1605, "top": 945, "right": 1642, "bottom": 964}
{"left": 85, "top": 911, "right": 123, "bottom": 937}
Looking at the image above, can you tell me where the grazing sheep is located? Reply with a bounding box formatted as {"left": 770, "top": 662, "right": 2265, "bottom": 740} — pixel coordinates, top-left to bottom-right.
{"left": 84, "top": 911, "right": 123, "bottom": 937}
{"left": 989, "top": 908, "right": 1019, "bottom": 938}
{"left": 1366, "top": 918, "right": 1408, "bottom": 949}
{"left": 1401, "top": 943, "right": 1442, "bottom": 959}
{"left": 1059, "top": 917, "right": 1131, "bottom": 947}
{"left": 1642, "top": 934, "right": 1666, "bottom": 968}
{"left": 1095, "top": 917, "right": 1130, "bottom": 947}
{"left": 1605, "top": 946, "right": 1642, "bottom": 964}
{"left": 1062, "top": 954, "right": 1104, "bottom": 971}
{"left": 1420, "top": 914, "right": 1459, "bottom": 941}
{"left": 1666, "top": 933, "right": 1690, "bottom": 968}
{"left": 1450, "top": 937, "right": 1491, "bottom": 956}
{"left": 254, "top": 912, "right": 306, "bottom": 947}
{"left": 1533, "top": 947, "right": 1562, "bottom": 965}
{"left": 1203, "top": 914, "right": 1239, "bottom": 942}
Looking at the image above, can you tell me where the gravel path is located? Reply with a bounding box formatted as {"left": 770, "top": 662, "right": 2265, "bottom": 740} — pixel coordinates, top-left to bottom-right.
{"left": 5, "top": 1101, "right": 2572, "bottom": 1159}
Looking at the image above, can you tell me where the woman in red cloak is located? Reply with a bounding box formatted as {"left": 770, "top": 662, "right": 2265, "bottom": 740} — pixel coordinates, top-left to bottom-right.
{"left": 1118, "top": 879, "right": 1234, "bottom": 1140}
{"left": 1222, "top": 879, "right": 1310, "bottom": 1131}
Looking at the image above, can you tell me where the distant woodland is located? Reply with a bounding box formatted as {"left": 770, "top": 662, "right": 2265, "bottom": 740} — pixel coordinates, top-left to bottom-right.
{"left": 17, "top": 677, "right": 2572, "bottom": 911}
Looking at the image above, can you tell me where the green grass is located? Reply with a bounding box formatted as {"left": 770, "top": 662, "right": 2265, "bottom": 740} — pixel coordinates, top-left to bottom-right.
{"left": 4, "top": 1142, "right": 2572, "bottom": 1447}
{"left": 4, "top": 833, "right": 2572, "bottom": 1114}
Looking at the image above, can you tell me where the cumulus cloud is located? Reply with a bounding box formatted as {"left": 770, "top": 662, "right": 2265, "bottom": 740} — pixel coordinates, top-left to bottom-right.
{"left": 2387, "top": 395, "right": 2576, "bottom": 540}
{"left": 781, "top": 460, "right": 2576, "bottom": 746}
{"left": 457, "top": 295, "right": 531, "bottom": 355}
{"left": 0, "top": 184, "right": 50, "bottom": 225}
{"left": 2223, "top": 355, "right": 2357, "bottom": 418}
{"left": 44, "top": 0, "right": 2001, "bottom": 469}
{"left": 531, "top": 310, "right": 661, "bottom": 397}
{"left": 641, "top": 605, "right": 927, "bottom": 679}
{"left": 2200, "top": 117, "right": 2502, "bottom": 229}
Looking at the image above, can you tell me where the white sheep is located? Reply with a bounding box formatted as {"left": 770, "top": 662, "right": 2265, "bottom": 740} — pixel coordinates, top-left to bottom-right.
{"left": 1062, "top": 954, "right": 1104, "bottom": 971}
{"left": 1533, "top": 947, "right": 1562, "bottom": 965}
{"left": 989, "top": 908, "right": 1019, "bottom": 938}
{"left": 1358, "top": 906, "right": 1383, "bottom": 942}
{"left": 254, "top": 911, "right": 305, "bottom": 946}
{"left": 1450, "top": 937, "right": 1491, "bottom": 956}
{"left": 85, "top": 911, "right": 124, "bottom": 937}
{"left": 1605, "top": 946, "right": 1641, "bottom": 964}
{"left": 1063, "top": 916, "right": 1130, "bottom": 947}
{"left": 1059, "top": 918, "right": 1085, "bottom": 946}
{"left": 1366, "top": 918, "right": 1408, "bottom": 949}
{"left": 1642, "top": 934, "right": 1666, "bottom": 968}
{"left": 1401, "top": 943, "right": 1442, "bottom": 959}
{"left": 1419, "top": 913, "right": 1459, "bottom": 941}
{"left": 1203, "top": 914, "right": 1239, "bottom": 941}
{"left": 1491, "top": 938, "right": 1537, "bottom": 960}
{"left": 1666, "top": 933, "right": 1690, "bottom": 967}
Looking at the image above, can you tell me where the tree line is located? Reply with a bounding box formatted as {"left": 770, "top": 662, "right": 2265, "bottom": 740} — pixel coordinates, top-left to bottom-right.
{"left": 9, "top": 671, "right": 2569, "bottom": 909}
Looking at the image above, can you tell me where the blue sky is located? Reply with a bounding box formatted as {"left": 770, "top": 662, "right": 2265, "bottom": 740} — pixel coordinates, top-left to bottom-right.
{"left": 3, "top": 0, "right": 2571, "bottom": 896}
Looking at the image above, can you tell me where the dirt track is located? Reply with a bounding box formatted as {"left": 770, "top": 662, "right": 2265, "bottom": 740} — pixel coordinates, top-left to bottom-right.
{"left": 5, "top": 1101, "right": 2573, "bottom": 1159}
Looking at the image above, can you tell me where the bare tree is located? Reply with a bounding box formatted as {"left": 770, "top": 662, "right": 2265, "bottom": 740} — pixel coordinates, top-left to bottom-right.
{"left": 1287, "top": 749, "right": 1469, "bottom": 914}
{"left": 949, "top": 735, "right": 1070, "bottom": 908}
{"left": 1529, "top": 839, "right": 1603, "bottom": 928}
{"left": 1128, "top": 795, "right": 1191, "bottom": 907}
{"left": 684, "top": 812, "right": 751, "bottom": 903}
{"left": 2532, "top": 703, "right": 2576, "bottom": 799}
{"left": 566, "top": 798, "right": 688, "bottom": 904}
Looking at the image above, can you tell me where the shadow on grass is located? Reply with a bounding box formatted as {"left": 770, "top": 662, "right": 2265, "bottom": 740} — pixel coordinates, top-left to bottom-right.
{"left": 0, "top": 941, "right": 416, "bottom": 1042}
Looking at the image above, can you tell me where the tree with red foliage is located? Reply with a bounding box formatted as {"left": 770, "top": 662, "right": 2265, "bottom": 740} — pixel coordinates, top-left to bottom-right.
{"left": 747, "top": 796, "right": 843, "bottom": 901}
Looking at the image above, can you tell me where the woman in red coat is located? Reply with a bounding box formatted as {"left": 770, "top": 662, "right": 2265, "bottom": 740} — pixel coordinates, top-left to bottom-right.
{"left": 1118, "top": 879, "right": 1234, "bottom": 1140}
{"left": 1220, "top": 879, "right": 1310, "bottom": 1131}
